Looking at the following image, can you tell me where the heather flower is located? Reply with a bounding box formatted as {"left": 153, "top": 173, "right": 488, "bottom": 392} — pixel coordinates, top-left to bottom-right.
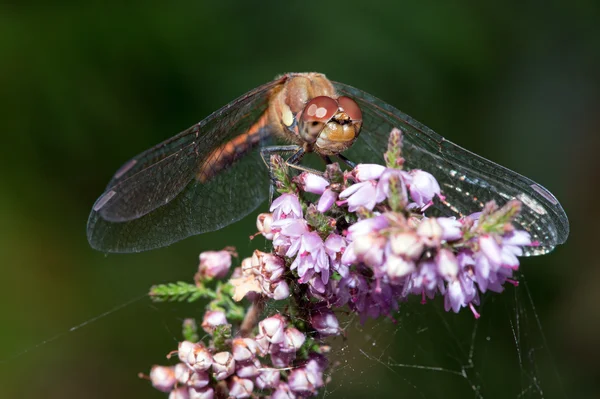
{"left": 389, "top": 231, "right": 424, "bottom": 260}
{"left": 297, "top": 172, "right": 329, "bottom": 194}
{"left": 290, "top": 231, "right": 329, "bottom": 284}
{"left": 287, "top": 359, "right": 324, "bottom": 394}
{"left": 231, "top": 338, "right": 257, "bottom": 362}
{"left": 406, "top": 169, "right": 441, "bottom": 207}
{"left": 150, "top": 365, "right": 176, "bottom": 393}
{"left": 212, "top": 351, "right": 235, "bottom": 380}
{"left": 197, "top": 249, "right": 232, "bottom": 280}
{"left": 228, "top": 376, "right": 254, "bottom": 398}
{"left": 338, "top": 180, "right": 378, "bottom": 211}
{"left": 270, "top": 193, "right": 302, "bottom": 220}
{"left": 186, "top": 343, "right": 213, "bottom": 372}
{"left": 438, "top": 217, "right": 463, "bottom": 241}
{"left": 354, "top": 163, "right": 386, "bottom": 181}
{"left": 271, "top": 383, "right": 297, "bottom": 399}
{"left": 310, "top": 309, "right": 340, "bottom": 336}
{"left": 281, "top": 327, "right": 306, "bottom": 352}
{"left": 256, "top": 213, "right": 274, "bottom": 239}
{"left": 271, "top": 280, "right": 290, "bottom": 300}
{"left": 189, "top": 387, "right": 214, "bottom": 399}
{"left": 235, "top": 358, "right": 261, "bottom": 378}
{"left": 324, "top": 233, "right": 348, "bottom": 277}
{"left": 201, "top": 310, "right": 227, "bottom": 335}
{"left": 317, "top": 188, "right": 337, "bottom": 213}
{"left": 258, "top": 315, "right": 286, "bottom": 344}
{"left": 144, "top": 128, "right": 551, "bottom": 399}
{"left": 255, "top": 368, "right": 280, "bottom": 390}
{"left": 169, "top": 387, "right": 190, "bottom": 399}
{"left": 375, "top": 168, "right": 408, "bottom": 204}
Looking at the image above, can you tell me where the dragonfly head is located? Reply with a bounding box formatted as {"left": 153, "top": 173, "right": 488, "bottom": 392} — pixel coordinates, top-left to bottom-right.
{"left": 298, "top": 96, "right": 362, "bottom": 155}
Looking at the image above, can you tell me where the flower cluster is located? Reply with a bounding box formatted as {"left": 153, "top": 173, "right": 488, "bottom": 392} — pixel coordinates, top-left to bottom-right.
{"left": 145, "top": 128, "right": 534, "bottom": 397}
{"left": 148, "top": 312, "right": 326, "bottom": 399}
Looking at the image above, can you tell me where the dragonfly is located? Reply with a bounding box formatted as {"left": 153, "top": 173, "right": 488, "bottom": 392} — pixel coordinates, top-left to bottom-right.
{"left": 87, "top": 72, "right": 569, "bottom": 255}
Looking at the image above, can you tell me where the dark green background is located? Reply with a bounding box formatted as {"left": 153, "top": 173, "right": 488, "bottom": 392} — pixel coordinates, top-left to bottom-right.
{"left": 1, "top": 2, "right": 598, "bottom": 398}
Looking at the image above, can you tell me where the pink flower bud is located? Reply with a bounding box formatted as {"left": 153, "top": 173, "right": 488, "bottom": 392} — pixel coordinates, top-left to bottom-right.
{"left": 389, "top": 232, "right": 424, "bottom": 259}
{"left": 232, "top": 338, "right": 257, "bottom": 362}
{"left": 317, "top": 188, "right": 337, "bottom": 213}
{"left": 236, "top": 358, "right": 261, "bottom": 378}
{"left": 189, "top": 386, "right": 214, "bottom": 399}
{"left": 299, "top": 172, "right": 329, "bottom": 194}
{"left": 258, "top": 315, "right": 286, "bottom": 344}
{"left": 437, "top": 217, "right": 463, "bottom": 241}
{"left": 436, "top": 249, "right": 459, "bottom": 280}
{"left": 354, "top": 164, "right": 386, "bottom": 181}
{"left": 186, "top": 343, "right": 213, "bottom": 372}
{"left": 174, "top": 363, "right": 192, "bottom": 385}
{"left": 288, "top": 363, "right": 323, "bottom": 394}
{"left": 188, "top": 370, "right": 210, "bottom": 389}
{"left": 254, "top": 250, "right": 285, "bottom": 282}
{"left": 169, "top": 387, "right": 190, "bottom": 399}
{"left": 201, "top": 310, "right": 228, "bottom": 335}
{"left": 408, "top": 170, "right": 441, "bottom": 207}
{"left": 270, "top": 193, "right": 303, "bottom": 220}
{"left": 255, "top": 368, "right": 280, "bottom": 390}
{"left": 178, "top": 341, "right": 195, "bottom": 363}
{"left": 212, "top": 351, "right": 235, "bottom": 380}
{"left": 271, "top": 383, "right": 297, "bottom": 399}
{"left": 228, "top": 376, "right": 254, "bottom": 398}
{"left": 479, "top": 235, "right": 502, "bottom": 265}
{"left": 281, "top": 327, "right": 306, "bottom": 353}
{"left": 310, "top": 310, "right": 340, "bottom": 336}
{"left": 270, "top": 348, "right": 296, "bottom": 368}
{"left": 385, "top": 254, "right": 415, "bottom": 281}
{"left": 256, "top": 213, "right": 274, "bottom": 239}
{"left": 149, "top": 365, "right": 176, "bottom": 393}
{"left": 198, "top": 250, "right": 232, "bottom": 280}
{"left": 417, "top": 218, "right": 443, "bottom": 245}
{"left": 272, "top": 280, "right": 290, "bottom": 300}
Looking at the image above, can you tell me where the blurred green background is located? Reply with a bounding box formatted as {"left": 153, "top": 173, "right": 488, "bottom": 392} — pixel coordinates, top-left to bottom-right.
{"left": 1, "top": 1, "right": 598, "bottom": 398}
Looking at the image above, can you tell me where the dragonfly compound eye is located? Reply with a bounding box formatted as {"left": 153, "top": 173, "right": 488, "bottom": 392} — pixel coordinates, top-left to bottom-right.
{"left": 299, "top": 96, "right": 339, "bottom": 143}
{"left": 337, "top": 96, "right": 362, "bottom": 122}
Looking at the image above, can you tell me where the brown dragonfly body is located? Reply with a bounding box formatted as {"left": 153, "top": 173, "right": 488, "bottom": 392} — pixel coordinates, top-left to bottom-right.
{"left": 198, "top": 73, "right": 361, "bottom": 182}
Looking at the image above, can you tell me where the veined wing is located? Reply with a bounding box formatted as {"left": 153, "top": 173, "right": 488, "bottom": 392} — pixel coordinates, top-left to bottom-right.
{"left": 87, "top": 76, "right": 288, "bottom": 253}
{"left": 334, "top": 81, "right": 569, "bottom": 256}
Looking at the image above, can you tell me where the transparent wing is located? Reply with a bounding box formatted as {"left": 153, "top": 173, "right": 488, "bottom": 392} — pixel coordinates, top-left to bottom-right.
{"left": 87, "top": 76, "right": 288, "bottom": 253}
{"left": 334, "top": 81, "right": 569, "bottom": 256}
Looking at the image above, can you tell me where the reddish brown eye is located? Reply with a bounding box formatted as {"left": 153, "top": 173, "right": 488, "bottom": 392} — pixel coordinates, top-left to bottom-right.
{"left": 301, "top": 96, "right": 338, "bottom": 122}
{"left": 338, "top": 96, "right": 362, "bottom": 121}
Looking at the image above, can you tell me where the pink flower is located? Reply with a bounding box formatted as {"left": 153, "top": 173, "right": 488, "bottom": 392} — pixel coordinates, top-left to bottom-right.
{"left": 270, "top": 193, "right": 303, "bottom": 220}
{"left": 232, "top": 338, "right": 257, "bottom": 362}
{"left": 317, "top": 188, "right": 337, "bottom": 213}
{"left": 339, "top": 181, "right": 378, "bottom": 211}
{"left": 197, "top": 250, "right": 232, "bottom": 280}
{"left": 298, "top": 172, "right": 329, "bottom": 194}
{"left": 354, "top": 164, "right": 385, "bottom": 181}
{"left": 290, "top": 232, "right": 330, "bottom": 284}
{"left": 255, "top": 368, "right": 280, "bottom": 390}
{"left": 212, "top": 351, "right": 235, "bottom": 380}
{"left": 437, "top": 217, "right": 463, "bottom": 241}
{"left": 149, "top": 366, "right": 176, "bottom": 393}
{"left": 189, "top": 387, "right": 214, "bottom": 399}
{"left": 407, "top": 170, "right": 441, "bottom": 207}
{"left": 228, "top": 376, "right": 254, "bottom": 398}
{"left": 258, "top": 315, "right": 286, "bottom": 344}
{"left": 310, "top": 309, "right": 340, "bottom": 336}
{"left": 201, "top": 310, "right": 227, "bottom": 335}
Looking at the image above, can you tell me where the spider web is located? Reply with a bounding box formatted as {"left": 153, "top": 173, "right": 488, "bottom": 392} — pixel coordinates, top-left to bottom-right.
{"left": 274, "top": 271, "right": 566, "bottom": 399}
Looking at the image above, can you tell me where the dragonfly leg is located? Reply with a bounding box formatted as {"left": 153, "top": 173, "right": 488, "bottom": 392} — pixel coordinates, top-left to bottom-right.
{"left": 337, "top": 153, "right": 356, "bottom": 169}
{"left": 260, "top": 145, "right": 302, "bottom": 203}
